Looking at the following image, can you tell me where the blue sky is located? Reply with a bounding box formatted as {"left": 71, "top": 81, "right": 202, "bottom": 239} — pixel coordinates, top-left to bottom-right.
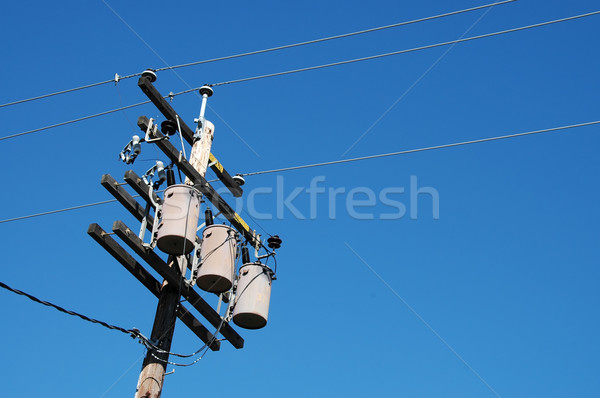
{"left": 1, "top": 1, "right": 599, "bottom": 397}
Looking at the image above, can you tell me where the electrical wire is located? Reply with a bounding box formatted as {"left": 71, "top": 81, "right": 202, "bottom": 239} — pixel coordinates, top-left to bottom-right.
{"left": 149, "top": 314, "right": 226, "bottom": 367}
{"left": 0, "top": 79, "right": 117, "bottom": 109}
{"left": 241, "top": 120, "right": 600, "bottom": 176}
{"left": 0, "top": 187, "right": 168, "bottom": 224}
{"left": 0, "top": 100, "right": 151, "bottom": 142}
{"left": 0, "top": 119, "right": 597, "bottom": 225}
{"left": 147, "top": 237, "right": 242, "bottom": 367}
{"left": 2, "top": 11, "right": 597, "bottom": 143}
{"left": 0, "top": 280, "right": 141, "bottom": 338}
{"left": 0, "top": 199, "right": 119, "bottom": 224}
{"left": 148, "top": 234, "right": 237, "bottom": 366}
{"left": 209, "top": 10, "right": 600, "bottom": 87}
{"left": 154, "top": 0, "right": 516, "bottom": 74}
{"left": 0, "top": 279, "right": 226, "bottom": 364}
{"left": 0, "top": 1, "right": 515, "bottom": 109}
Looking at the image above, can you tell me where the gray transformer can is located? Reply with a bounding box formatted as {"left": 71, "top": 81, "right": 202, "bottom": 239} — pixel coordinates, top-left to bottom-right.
{"left": 196, "top": 224, "right": 237, "bottom": 293}
{"left": 156, "top": 184, "right": 201, "bottom": 255}
{"left": 233, "top": 262, "right": 272, "bottom": 329}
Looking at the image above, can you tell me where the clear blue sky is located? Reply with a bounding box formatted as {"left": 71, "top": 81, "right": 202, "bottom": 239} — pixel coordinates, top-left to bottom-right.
{"left": 1, "top": 1, "right": 599, "bottom": 397}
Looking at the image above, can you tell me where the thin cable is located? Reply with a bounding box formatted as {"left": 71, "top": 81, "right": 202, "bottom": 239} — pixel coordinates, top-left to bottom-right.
{"left": 0, "top": 86, "right": 192, "bottom": 143}
{"left": 210, "top": 10, "right": 600, "bottom": 87}
{"left": 149, "top": 289, "right": 231, "bottom": 366}
{"left": 0, "top": 1, "right": 515, "bottom": 110}
{"left": 0, "top": 187, "right": 167, "bottom": 224}
{"left": 0, "top": 79, "right": 116, "bottom": 109}
{"left": 0, "top": 100, "right": 150, "bottom": 142}
{"left": 340, "top": 2, "right": 498, "bottom": 157}
{"left": 242, "top": 120, "right": 600, "bottom": 176}
{"left": 155, "top": 0, "right": 516, "bottom": 73}
{"left": 114, "top": 82, "right": 139, "bottom": 133}
{"left": 344, "top": 242, "right": 502, "bottom": 398}
{"left": 4, "top": 11, "right": 597, "bottom": 143}
{"left": 0, "top": 280, "right": 139, "bottom": 337}
{"left": 1, "top": 119, "right": 597, "bottom": 225}
{"left": 240, "top": 206, "right": 273, "bottom": 238}
{"left": 0, "top": 199, "right": 118, "bottom": 224}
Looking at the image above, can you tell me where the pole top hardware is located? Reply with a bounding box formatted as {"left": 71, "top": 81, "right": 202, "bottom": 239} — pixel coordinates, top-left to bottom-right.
{"left": 267, "top": 235, "right": 282, "bottom": 250}
{"left": 161, "top": 120, "right": 178, "bottom": 136}
{"left": 141, "top": 69, "right": 157, "bottom": 82}
{"left": 232, "top": 174, "right": 245, "bottom": 186}
{"left": 198, "top": 85, "right": 213, "bottom": 97}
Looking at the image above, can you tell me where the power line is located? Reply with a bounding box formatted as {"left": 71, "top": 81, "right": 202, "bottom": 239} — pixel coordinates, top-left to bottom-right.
{"left": 0, "top": 1, "right": 515, "bottom": 110}
{"left": 0, "top": 199, "right": 119, "bottom": 224}
{"left": 3, "top": 10, "right": 597, "bottom": 143}
{"left": 0, "top": 280, "right": 139, "bottom": 337}
{"left": 0, "top": 279, "right": 223, "bottom": 363}
{"left": 0, "top": 79, "right": 117, "bottom": 109}
{"left": 154, "top": 0, "right": 516, "bottom": 74}
{"left": 1, "top": 119, "right": 597, "bottom": 225}
{"left": 241, "top": 120, "right": 600, "bottom": 176}
{"left": 210, "top": 10, "right": 600, "bottom": 87}
{"left": 0, "top": 100, "right": 151, "bottom": 142}
{"left": 0, "top": 188, "right": 166, "bottom": 224}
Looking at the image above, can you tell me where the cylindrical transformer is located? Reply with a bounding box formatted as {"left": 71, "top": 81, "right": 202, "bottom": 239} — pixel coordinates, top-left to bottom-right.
{"left": 232, "top": 262, "right": 273, "bottom": 329}
{"left": 196, "top": 224, "right": 237, "bottom": 293}
{"left": 156, "top": 184, "right": 201, "bottom": 255}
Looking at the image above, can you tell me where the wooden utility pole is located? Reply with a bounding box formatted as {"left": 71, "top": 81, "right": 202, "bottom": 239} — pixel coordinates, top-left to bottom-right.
{"left": 88, "top": 74, "right": 279, "bottom": 398}
{"left": 135, "top": 86, "right": 215, "bottom": 398}
{"left": 134, "top": 257, "right": 184, "bottom": 398}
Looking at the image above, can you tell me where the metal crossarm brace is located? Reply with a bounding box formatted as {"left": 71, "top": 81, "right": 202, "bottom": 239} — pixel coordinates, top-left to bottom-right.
{"left": 137, "top": 76, "right": 243, "bottom": 198}
{"left": 87, "top": 223, "right": 220, "bottom": 351}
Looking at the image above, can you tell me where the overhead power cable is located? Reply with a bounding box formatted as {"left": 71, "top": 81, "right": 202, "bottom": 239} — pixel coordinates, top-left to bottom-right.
{"left": 0, "top": 280, "right": 139, "bottom": 338}
{"left": 0, "top": 100, "right": 151, "bottom": 142}
{"left": 0, "top": 79, "right": 117, "bottom": 109}
{"left": 1, "top": 119, "right": 597, "bottom": 225}
{"left": 241, "top": 120, "right": 600, "bottom": 176}
{"left": 2, "top": 10, "right": 597, "bottom": 143}
{"left": 153, "top": 0, "right": 516, "bottom": 73}
{"left": 0, "top": 1, "right": 514, "bottom": 109}
{"left": 0, "top": 199, "right": 119, "bottom": 224}
{"left": 0, "top": 188, "right": 167, "bottom": 224}
{"left": 210, "top": 10, "right": 600, "bottom": 86}
{"left": 0, "top": 279, "right": 222, "bottom": 362}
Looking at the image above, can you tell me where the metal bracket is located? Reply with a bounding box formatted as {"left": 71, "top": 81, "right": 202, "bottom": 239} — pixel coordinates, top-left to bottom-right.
{"left": 254, "top": 233, "right": 270, "bottom": 259}
{"left": 139, "top": 202, "right": 151, "bottom": 242}
{"left": 145, "top": 118, "right": 168, "bottom": 143}
{"left": 142, "top": 195, "right": 161, "bottom": 251}
{"left": 187, "top": 239, "right": 202, "bottom": 286}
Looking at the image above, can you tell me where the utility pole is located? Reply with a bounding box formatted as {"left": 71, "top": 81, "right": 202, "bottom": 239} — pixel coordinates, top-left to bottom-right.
{"left": 135, "top": 85, "right": 215, "bottom": 398}
{"left": 134, "top": 217, "right": 183, "bottom": 397}
{"left": 88, "top": 71, "right": 281, "bottom": 398}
